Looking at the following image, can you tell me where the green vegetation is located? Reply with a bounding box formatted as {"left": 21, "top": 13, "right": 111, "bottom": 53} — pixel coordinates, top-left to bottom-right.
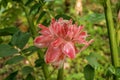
{"left": 0, "top": 0, "right": 120, "bottom": 80}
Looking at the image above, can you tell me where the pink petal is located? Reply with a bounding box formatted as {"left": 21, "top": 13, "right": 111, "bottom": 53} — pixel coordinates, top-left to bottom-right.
{"left": 51, "top": 18, "right": 55, "bottom": 24}
{"left": 52, "top": 59, "right": 64, "bottom": 68}
{"left": 38, "top": 24, "right": 50, "bottom": 35}
{"left": 58, "top": 18, "right": 63, "bottom": 22}
{"left": 51, "top": 38, "right": 64, "bottom": 47}
{"left": 73, "top": 31, "right": 88, "bottom": 44}
{"left": 49, "top": 22, "right": 59, "bottom": 37}
{"left": 45, "top": 44, "right": 62, "bottom": 63}
{"left": 34, "top": 42, "right": 49, "bottom": 48}
{"left": 39, "top": 29, "right": 50, "bottom": 36}
{"left": 68, "top": 25, "right": 74, "bottom": 40}
{"left": 74, "top": 26, "right": 84, "bottom": 38}
{"left": 38, "top": 24, "right": 48, "bottom": 29}
{"left": 34, "top": 35, "right": 52, "bottom": 48}
{"left": 79, "top": 31, "right": 87, "bottom": 38}
{"left": 79, "top": 39, "right": 94, "bottom": 53}
{"left": 36, "top": 35, "right": 52, "bottom": 43}
{"left": 52, "top": 54, "right": 65, "bottom": 68}
{"left": 62, "top": 42, "right": 76, "bottom": 59}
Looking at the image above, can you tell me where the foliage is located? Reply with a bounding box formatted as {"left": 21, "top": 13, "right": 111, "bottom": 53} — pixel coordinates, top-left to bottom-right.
{"left": 0, "top": 0, "right": 120, "bottom": 80}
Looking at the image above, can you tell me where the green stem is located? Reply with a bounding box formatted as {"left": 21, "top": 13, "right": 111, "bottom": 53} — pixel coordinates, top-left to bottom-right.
{"left": 57, "top": 66, "right": 64, "bottom": 80}
{"left": 21, "top": 4, "right": 49, "bottom": 80}
{"left": 21, "top": 5, "right": 37, "bottom": 38}
{"left": 103, "top": 0, "right": 119, "bottom": 67}
{"left": 103, "top": 0, "right": 119, "bottom": 79}
{"left": 38, "top": 50, "right": 49, "bottom": 80}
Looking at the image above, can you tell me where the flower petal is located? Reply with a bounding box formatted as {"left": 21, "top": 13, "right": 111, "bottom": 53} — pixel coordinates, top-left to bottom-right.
{"left": 51, "top": 38, "right": 64, "bottom": 47}
{"left": 62, "top": 42, "right": 76, "bottom": 59}
{"left": 34, "top": 35, "right": 52, "bottom": 48}
{"left": 38, "top": 24, "right": 50, "bottom": 35}
{"left": 34, "top": 42, "right": 49, "bottom": 48}
{"left": 74, "top": 25, "right": 84, "bottom": 39}
{"left": 35, "top": 35, "right": 52, "bottom": 43}
{"left": 45, "top": 44, "right": 62, "bottom": 63}
{"left": 38, "top": 24, "right": 48, "bottom": 29}
{"left": 79, "top": 39, "right": 94, "bottom": 53}
{"left": 52, "top": 54, "right": 65, "bottom": 68}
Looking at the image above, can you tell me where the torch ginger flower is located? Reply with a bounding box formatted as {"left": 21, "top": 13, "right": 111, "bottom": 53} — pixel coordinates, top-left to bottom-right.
{"left": 34, "top": 18, "right": 93, "bottom": 68}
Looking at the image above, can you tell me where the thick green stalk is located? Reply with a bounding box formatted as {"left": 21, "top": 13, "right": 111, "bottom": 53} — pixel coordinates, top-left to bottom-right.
{"left": 103, "top": 1, "right": 119, "bottom": 79}
{"left": 21, "top": 5, "right": 49, "bottom": 80}
{"left": 103, "top": 0, "right": 119, "bottom": 68}
{"left": 57, "top": 67, "right": 64, "bottom": 80}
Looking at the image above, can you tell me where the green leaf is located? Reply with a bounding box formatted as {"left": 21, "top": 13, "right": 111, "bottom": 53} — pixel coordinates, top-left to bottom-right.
{"left": 116, "top": 1, "right": 120, "bottom": 12}
{"left": 4, "top": 71, "right": 18, "bottom": 80}
{"left": 0, "top": 27, "right": 18, "bottom": 36}
{"left": 0, "top": 38, "right": 3, "bottom": 43}
{"left": 84, "top": 64, "right": 95, "bottom": 80}
{"left": 85, "top": 13, "right": 105, "bottom": 23}
{"left": 5, "top": 55, "right": 24, "bottom": 65}
{"left": 106, "top": 65, "right": 115, "bottom": 77}
{"left": 29, "top": 3, "right": 41, "bottom": 15}
{"left": 0, "top": 3, "right": 1, "bottom": 10}
{"left": 25, "top": 74, "right": 35, "bottom": 80}
{"left": 37, "top": 11, "right": 46, "bottom": 23}
{"left": 35, "top": 59, "right": 45, "bottom": 67}
{"left": 0, "top": 44, "right": 18, "bottom": 57}
{"left": 22, "top": 46, "right": 39, "bottom": 56}
{"left": 25, "top": 0, "right": 34, "bottom": 6}
{"left": 86, "top": 53, "right": 99, "bottom": 68}
{"left": 42, "top": 19, "right": 50, "bottom": 26}
{"left": 13, "top": 0, "right": 23, "bottom": 3}
{"left": 11, "top": 31, "right": 30, "bottom": 49}
{"left": 22, "top": 66, "right": 34, "bottom": 75}
{"left": 1, "top": 0, "right": 7, "bottom": 8}
{"left": 115, "top": 67, "right": 120, "bottom": 78}
{"left": 65, "top": 73, "right": 84, "bottom": 80}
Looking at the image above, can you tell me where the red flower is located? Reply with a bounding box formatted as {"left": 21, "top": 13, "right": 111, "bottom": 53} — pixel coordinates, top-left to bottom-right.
{"left": 34, "top": 18, "right": 93, "bottom": 67}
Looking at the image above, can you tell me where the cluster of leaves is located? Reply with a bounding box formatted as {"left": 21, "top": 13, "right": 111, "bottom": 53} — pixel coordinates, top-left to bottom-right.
{"left": 0, "top": 29, "right": 39, "bottom": 79}
{"left": 0, "top": 0, "right": 47, "bottom": 80}
{"left": 0, "top": 0, "right": 120, "bottom": 80}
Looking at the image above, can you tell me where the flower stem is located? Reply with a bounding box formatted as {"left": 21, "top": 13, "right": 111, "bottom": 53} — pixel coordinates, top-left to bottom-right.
{"left": 38, "top": 50, "right": 49, "bottom": 80}
{"left": 57, "top": 66, "right": 64, "bottom": 80}
{"left": 21, "top": 4, "right": 49, "bottom": 80}
{"left": 103, "top": 0, "right": 119, "bottom": 79}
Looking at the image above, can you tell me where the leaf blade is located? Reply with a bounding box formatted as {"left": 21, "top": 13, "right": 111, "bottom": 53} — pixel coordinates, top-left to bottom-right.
{"left": 0, "top": 44, "right": 18, "bottom": 57}
{"left": 5, "top": 55, "right": 24, "bottom": 65}
{"left": 22, "top": 66, "right": 34, "bottom": 75}
{"left": 84, "top": 64, "right": 95, "bottom": 80}
{"left": 11, "top": 31, "right": 30, "bottom": 49}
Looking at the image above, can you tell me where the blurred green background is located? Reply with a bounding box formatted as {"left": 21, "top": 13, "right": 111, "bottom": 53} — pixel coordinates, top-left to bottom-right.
{"left": 0, "top": 0, "right": 120, "bottom": 80}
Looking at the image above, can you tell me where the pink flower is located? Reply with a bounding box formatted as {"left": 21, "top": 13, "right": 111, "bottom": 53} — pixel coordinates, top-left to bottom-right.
{"left": 34, "top": 18, "right": 93, "bottom": 67}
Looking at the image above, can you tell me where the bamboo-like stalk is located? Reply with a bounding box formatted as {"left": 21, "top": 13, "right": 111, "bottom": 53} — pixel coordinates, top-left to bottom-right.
{"left": 103, "top": 0, "right": 119, "bottom": 79}
{"left": 103, "top": 0, "right": 119, "bottom": 67}
{"left": 21, "top": 4, "right": 50, "bottom": 80}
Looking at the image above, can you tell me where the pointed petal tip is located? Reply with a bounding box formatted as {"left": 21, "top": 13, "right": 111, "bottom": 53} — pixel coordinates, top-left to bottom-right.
{"left": 62, "top": 42, "right": 76, "bottom": 59}
{"left": 34, "top": 36, "right": 49, "bottom": 48}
